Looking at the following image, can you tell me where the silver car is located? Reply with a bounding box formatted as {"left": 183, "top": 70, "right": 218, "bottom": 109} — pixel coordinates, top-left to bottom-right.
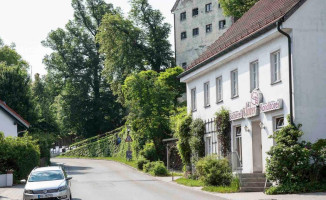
{"left": 22, "top": 166, "right": 72, "bottom": 200}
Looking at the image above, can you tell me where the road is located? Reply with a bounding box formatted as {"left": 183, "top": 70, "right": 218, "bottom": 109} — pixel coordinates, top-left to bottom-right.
{"left": 52, "top": 158, "right": 225, "bottom": 200}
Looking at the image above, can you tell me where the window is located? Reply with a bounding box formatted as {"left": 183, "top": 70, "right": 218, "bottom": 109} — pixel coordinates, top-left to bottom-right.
{"left": 271, "top": 51, "right": 281, "bottom": 83}
{"left": 216, "top": 76, "right": 223, "bottom": 102}
{"left": 181, "top": 31, "right": 187, "bottom": 40}
{"left": 205, "top": 3, "right": 212, "bottom": 12}
{"left": 275, "top": 117, "right": 284, "bottom": 131}
{"left": 204, "top": 82, "right": 210, "bottom": 107}
{"left": 218, "top": 3, "right": 221, "bottom": 8}
{"left": 193, "top": 28, "right": 199, "bottom": 36}
{"left": 250, "top": 61, "right": 259, "bottom": 91}
{"left": 182, "top": 62, "right": 187, "bottom": 68}
{"left": 206, "top": 24, "right": 212, "bottom": 33}
{"left": 191, "top": 88, "right": 197, "bottom": 111}
{"left": 235, "top": 126, "right": 242, "bottom": 165}
{"left": 206, "top": 137, "right": 212, "bottom": 155}
{"left": 180, "top": 12, "right": 186, "bottom": 21}
{"left": 219, "top": 20, "right": 226, "bottom": 29}
{"left": 192, "top": 8, "right": 199, "bottom": 16}
{"left": 231, "top": 69, "right": 238, "bottom": 98}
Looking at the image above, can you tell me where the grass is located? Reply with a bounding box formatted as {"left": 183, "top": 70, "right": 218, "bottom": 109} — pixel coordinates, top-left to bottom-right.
{"left": 175, "top": 177, "right": 240, "bottom": 193}
{"left": 175, "top": 177, "right": 204, "bottom": 187}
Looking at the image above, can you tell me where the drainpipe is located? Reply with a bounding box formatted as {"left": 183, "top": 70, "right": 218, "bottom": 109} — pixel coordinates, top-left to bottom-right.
{"left": 277, "top": 19, "right": 294, "bottom": 126}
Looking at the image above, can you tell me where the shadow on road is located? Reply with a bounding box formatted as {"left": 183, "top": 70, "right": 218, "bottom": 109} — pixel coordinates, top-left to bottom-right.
{"left": 51, "top": 161, "right": 92, "bottom": 175}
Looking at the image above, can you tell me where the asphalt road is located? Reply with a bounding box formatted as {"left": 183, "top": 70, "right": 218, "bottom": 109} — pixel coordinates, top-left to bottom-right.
{"left": 52, "top": 158, "right": 225, "bottom": 200}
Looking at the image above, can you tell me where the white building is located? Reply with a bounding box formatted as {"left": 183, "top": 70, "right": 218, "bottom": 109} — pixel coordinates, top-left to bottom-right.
{"left": 172, "top": 0, "right": 232, "bottom": 68}
{"left": 178, "top": 0, "right": 326, "bottom": 174}
{"left": 0, "top": 100, "right": 30, "bottom": 137}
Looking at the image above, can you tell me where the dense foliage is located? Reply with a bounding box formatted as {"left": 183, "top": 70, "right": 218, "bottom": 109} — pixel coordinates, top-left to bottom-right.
{"left": 97, "top": 0, "right": 174, "bottom": 101}
{"left": 189, "top": 119, "right": 205, "bottom": 163}
{"left": 219, "top": 0, "right": 259, "bottom": 18}
{"left": 196, "top": 156, "right": 232, "bottom": 186}
{"left": 0, "top": 132, "right": 40, "bottom": 181}
{"left": 122, "top": 67, "right": 184, "bottom": 161}
{"left": 137, "top": 158, "right": 149, "bottom": 170}
{"left": 42, "top": 0, "right": 124, "bottom": 137}
{"left": 176, "top": 115, "right": 192, "bottom": 170}
{"left": 143, "top": 161, "right": 168, "bottom": 176}
{"left": 215, "top": 107, "right": 231, "bottom": 157}
{"left": 140, "top": 142, "right": 159, "bottom": 162}
{"left": 266, "top": 119, "right": 326, "bottom": 194}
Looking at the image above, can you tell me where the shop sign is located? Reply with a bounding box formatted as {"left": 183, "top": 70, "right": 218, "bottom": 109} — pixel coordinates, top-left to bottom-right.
{"left": 229, "top": 110, "right": 243, "bottom": 121}
{"left": 251, "top": 89, "right": 263, "bottom": 106}
{"left": 243, "top": 102, "right": 259, "bottom": 118}
{"left": 260, "top": 99, "right": 283, "bottom": 113}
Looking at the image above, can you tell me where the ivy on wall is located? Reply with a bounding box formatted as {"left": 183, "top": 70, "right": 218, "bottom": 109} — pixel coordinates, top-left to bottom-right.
{"left": 215, "top": 107, "right": 231, "bottom": 157}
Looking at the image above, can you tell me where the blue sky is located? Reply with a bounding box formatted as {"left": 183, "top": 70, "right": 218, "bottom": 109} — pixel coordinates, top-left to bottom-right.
{"left": 0, "top": 0, "right": 175, "bottom": 77}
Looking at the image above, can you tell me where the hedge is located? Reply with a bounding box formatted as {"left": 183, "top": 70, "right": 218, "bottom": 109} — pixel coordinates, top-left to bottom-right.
{"left": 0, "top": 132, "right": 40, "bottom": 181}
{"left": 64, "top": 134, "right": 118, "bottom": 157}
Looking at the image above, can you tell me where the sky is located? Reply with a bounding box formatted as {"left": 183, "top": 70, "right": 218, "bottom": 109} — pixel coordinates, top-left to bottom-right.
{"left": 0, "top": 0, "right": 176, "bottom": 78}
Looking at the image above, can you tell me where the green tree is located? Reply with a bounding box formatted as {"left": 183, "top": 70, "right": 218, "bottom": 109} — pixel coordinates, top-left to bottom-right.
{"left": 97, "top": 0, "right": 174, "bottom": 101}
{"left": 42, "top": 0, "right": 124, "bottom": 137}
{"left": 122, "top": 67, "right": 184, "bottom": 160}
{"left": 0, "top": 43, "right": 35, "bottom": 122}
{"left": 219, "top": 0, "right": 259, "bottom": 18}
{"left": 130, "top": 0, "right": 174, "bottom": 72}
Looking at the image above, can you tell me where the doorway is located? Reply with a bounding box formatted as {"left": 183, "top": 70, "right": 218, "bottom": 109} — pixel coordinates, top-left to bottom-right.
{"left": 252, "top": 121, "right": 263, "bottom": 173}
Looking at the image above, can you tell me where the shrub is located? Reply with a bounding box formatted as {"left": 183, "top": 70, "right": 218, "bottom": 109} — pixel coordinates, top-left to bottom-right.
{"left": 266, "top": 123, "right": 311, "bottom": 184}
{"left": 137, "top": 158, "right": 149, "bottom": 170}
{"left": 196, "top": 156, "right": 232, "bottom": 186}
{"left": 176, "top": 115, "right": 192, "bottom": 170}
{"left": 215, "top": 107, "right": 231, "bottom": 157}
{"left": 0, "top": 132, "right": 40, "bottom": 181}
{"left": 189, "top": 119, "right": 205, "bottom": 163}
{"left": 143, "top": 161, "right": 168, "bottom": 176}
{"left": 266, "top": 182, "right": 326, "bottom": 195}
{"left": 310, "top": 139, "right": 326, "bottom": 182}
{"left": 140, "top": 142, "right": 158, "bottom": 161}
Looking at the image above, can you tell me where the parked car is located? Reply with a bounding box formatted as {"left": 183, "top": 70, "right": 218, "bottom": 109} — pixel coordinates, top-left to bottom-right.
{"left": 22, "top": 166, "right": 72, "bottom": 200}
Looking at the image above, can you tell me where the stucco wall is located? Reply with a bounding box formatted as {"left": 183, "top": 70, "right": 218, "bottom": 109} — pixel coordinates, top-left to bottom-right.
{"left": 285, "top": 0, "right": 326, "bottom": 143}
{"left": 0, "top": 109, "right": 17, "bottom": 137}
{"left": 183, "top": 33, "right": 290, "bottom": 173}
{"left": 173, "top": 0, "right": 232, "bottom": 67}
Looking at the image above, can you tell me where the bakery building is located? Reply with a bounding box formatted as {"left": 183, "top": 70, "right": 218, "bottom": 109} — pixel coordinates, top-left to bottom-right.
{"left": 178, "top": 0, "right": 326, "bottom": 174}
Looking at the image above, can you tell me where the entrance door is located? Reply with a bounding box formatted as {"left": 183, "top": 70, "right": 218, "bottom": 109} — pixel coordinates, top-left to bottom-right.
{"left": 252, "top": 121, "right": 263, "bottom": 173}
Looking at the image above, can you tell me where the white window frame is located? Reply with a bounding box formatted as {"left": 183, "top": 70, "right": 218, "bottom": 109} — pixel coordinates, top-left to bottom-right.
{"left": 192, "top": 8, "right": 199, "bottom": 17}
{"left": 231, "top": 69, "right": 238, "bottom": 98}
{"left": 219, "top": 20, "right": 226, "bottom": 29}
{"left": 234, "top": 126, "right": 242, "bottom": 165}
{"left": 274, "top": 116, "right": 285, "bottom": 131}
{"left": 206, "top": 136, "right": 212, "bottom": 155}
{"left": 191, "top": 88, "right": 197, "bottom": 111}
{"left": 216, "top": 76, "right": 223, "bottom": 103}
{"left": 205, "top": 3, "right": 212, "bottom": 12}
{"left": 250, "top": 60, "right": 259, "bottom": 91}
{"left": 204, "top": 82, "right": 210, "bottom": 107}
{"left": 271, "top": 50, "right": 281, "bottom": 83}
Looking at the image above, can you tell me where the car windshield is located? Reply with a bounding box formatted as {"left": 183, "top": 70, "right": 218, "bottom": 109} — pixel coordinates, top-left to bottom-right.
{"left": 28, "top": 170, "right": 64, "bottom": 182}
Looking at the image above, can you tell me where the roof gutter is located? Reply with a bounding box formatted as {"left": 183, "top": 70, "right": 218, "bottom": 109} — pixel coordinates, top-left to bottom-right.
{"left": 277, "top": 18, "right": 294, "bottom": 126}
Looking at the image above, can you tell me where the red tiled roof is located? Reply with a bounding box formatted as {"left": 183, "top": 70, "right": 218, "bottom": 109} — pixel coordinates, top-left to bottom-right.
{"left": 184, "top": 0, "right": 303, "bottom": 73}
{"left": 0, "top": 100, "right": 30, "bottom": 128}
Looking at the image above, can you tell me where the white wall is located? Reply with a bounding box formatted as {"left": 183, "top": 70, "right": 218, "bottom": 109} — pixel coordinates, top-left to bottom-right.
{"left": 183, "top": 33, "right": 290, "bottom": 173}
{"left": 0, "top": 109, "right": 18, "bottom": 137}
{"left": 174, "top": 0, "right": 232, "bottom": 66}
{"left": 285, "top": 0, "right": 326, "bottom": 143}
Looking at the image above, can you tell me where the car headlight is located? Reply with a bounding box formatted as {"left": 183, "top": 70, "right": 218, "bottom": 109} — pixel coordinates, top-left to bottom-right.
{"left": 24, "top": 189, "right": 33, "bottom": 194}
{"left": 58, "top": 185, "right": 67, "bottom": 191}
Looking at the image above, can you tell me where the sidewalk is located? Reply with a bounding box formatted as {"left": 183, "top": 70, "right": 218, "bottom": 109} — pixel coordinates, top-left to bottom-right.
{"left": 0, "top": 184, "right": 23, "bottom": 200}
{"left": 214, "top": 192, "right": 326, "bottom": 200}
